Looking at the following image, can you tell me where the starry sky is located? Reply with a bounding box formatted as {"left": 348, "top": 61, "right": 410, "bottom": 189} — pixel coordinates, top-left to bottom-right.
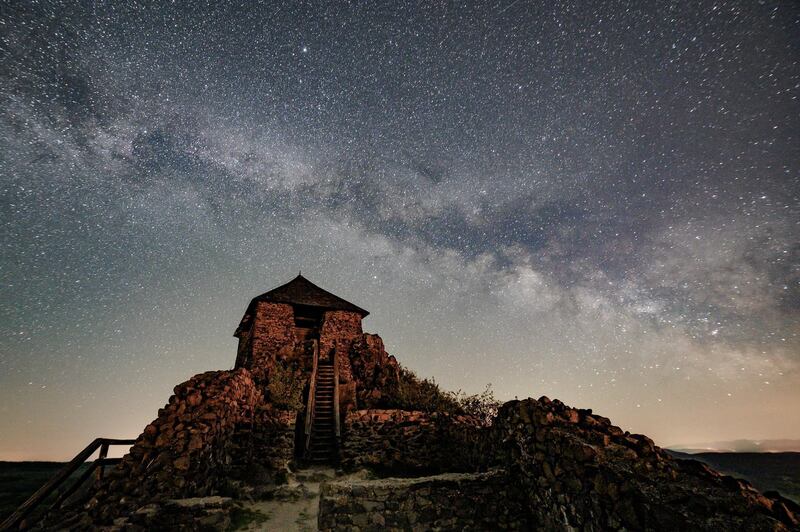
{"left": 1, "top": 1, "right": 798, "bottom": 460}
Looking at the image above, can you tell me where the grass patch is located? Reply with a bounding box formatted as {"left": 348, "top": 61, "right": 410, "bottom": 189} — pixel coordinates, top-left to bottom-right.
{"left": 229, "top": 506, "right": 271, "bottom": 530}
{"left": 296, "top": 508, "right": 313, "bottom": 531}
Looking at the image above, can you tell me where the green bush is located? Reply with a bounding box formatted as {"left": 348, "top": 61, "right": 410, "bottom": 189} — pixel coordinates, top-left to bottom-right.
{"left": 391, "top": 366, "right": 460, "bottom": 413}
{"left": 267, "top": 363, "right": 306, "bottom": 410}
{"left": 449, "top": 384, "right": 500, "bottom": 426}
{"left": 389, "top": 367, "right": 499, "bottom": 425}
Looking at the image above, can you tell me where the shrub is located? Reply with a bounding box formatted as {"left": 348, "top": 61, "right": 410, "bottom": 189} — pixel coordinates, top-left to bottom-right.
{"left": 267, "top": 363, "right": 306, "bottom": 410}
{"left": 391, "top": 367, "right": 461, "bottom": 413}
{"left": 449, "top": 384, "right": 500, "bottom": 426}
{"left": 387, "top": 367, "right": 500, "bottom": 425}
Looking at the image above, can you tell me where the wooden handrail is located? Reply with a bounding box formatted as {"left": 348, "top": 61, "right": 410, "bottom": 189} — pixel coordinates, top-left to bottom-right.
{"left": 49, "top": 458, "right": 121, "bottom": 512}
{"left": 96, "top": 441, "right": 109, "bottom": 481}
{"left": 304, "top": 339, "right": 319, "bottom": 455}
{"left": 333, "top": 348, "right": 341, "bottom": 443}
{"left": 1, "top": 438, "right": 135, "bottom": 531}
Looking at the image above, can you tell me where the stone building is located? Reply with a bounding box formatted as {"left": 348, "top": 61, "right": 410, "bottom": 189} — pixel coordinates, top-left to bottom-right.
{"left": 19, "top": 275, "right": 799, "bottom": 531}
{"left": 233, "top": 274, "right": 395, "bottom": 463}
{"left": 233, "top": 273, "right": 368, "bottom": 379}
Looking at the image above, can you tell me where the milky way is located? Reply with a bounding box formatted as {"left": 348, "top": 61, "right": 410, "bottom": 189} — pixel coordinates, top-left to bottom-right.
{"left": 1, "top": 1, "right": 798, "bottom": 459}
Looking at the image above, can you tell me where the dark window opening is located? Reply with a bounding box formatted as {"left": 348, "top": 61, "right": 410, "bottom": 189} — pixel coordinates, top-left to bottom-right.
{"left": 293, "top": 304, "right": 323, "bottom": 340}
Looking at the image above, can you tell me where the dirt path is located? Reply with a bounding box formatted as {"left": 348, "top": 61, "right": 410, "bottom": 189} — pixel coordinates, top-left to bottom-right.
{"left": 233, "top": 467, "right": 335, "bottom": 531}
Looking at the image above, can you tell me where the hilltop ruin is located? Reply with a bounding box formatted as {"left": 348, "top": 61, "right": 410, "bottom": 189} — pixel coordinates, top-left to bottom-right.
{"left": 22, "top": 276, "right": 800, "bottom": 530}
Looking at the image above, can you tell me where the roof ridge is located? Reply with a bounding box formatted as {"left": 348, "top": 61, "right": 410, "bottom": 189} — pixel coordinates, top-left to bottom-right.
{"left": 234, "top": 275, "right": 369, "bottom": 336}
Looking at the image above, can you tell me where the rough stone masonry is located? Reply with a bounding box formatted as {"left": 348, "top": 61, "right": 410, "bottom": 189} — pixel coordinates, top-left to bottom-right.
{"left": 32, "top": 276, "right": 800, "bottom": 531}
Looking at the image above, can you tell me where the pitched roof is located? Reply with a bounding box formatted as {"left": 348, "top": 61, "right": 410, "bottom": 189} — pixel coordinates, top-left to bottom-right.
{"left": 235, "top": 274, "right": 369, "bottom": 336}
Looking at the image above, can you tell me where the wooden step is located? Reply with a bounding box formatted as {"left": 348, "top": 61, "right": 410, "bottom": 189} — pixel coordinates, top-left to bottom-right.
{"left": 309, "top": 447, "right": 334, "bottom": 454}
{"left": 306, "top": 364, "right": 339, "bottom": 465}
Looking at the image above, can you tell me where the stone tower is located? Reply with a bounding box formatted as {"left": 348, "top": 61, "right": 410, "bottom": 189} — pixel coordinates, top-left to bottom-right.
{"left": 233, "top": 274, "right": 369, "bottom": 380}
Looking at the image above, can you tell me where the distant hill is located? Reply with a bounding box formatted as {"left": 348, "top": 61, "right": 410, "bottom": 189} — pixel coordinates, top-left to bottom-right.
{"left": 0, "top": 462, "right": 91, "bottom": 522}
{"left": 666, "top": 451, "right": 800, "bottom": 503}
{"left": 667, "top": 439, "right": 800, "bottom": 453}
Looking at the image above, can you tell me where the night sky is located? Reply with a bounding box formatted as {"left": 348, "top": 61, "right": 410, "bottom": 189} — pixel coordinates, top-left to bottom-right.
{"left": 1, "top": 1, "right": 798, "bottom": 460}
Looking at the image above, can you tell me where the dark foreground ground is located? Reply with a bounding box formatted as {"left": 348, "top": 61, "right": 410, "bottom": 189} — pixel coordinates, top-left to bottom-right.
{"left": 0, "top": 462, "right": 91, "bottom": 523}
{"left": 1, "top": 454, "right": 799, "bottom": 522}
{"left": 667, "top": 451, "right": 800, "bottom": 503}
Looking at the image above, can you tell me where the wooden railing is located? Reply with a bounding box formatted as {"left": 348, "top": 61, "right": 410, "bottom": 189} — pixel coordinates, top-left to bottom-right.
{"left": 304, "top": 339, "right": 319, "bottom": 455}
{"left": 1, "top": 438, "right": 135, "bottom": 531}
{"left": 333, "top": 348, "right": 341, "bottom": 448}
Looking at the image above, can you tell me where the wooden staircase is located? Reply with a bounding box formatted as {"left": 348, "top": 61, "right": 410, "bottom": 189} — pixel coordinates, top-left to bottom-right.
{"left": 307, "top": 361, "right": 336, "bottom": 463}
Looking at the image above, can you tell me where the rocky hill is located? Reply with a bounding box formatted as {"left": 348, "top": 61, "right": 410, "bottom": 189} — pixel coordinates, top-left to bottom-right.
{"left": 32, "top": 376, "right": 799, "bottom": 530}
{"left": 14, "top": 278, "right": 800, "bottom": 530}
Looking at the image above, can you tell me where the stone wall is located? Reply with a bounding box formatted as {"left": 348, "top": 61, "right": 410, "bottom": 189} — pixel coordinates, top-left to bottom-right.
{"left": 319, "top": 310, "right": 362, "bottom": 380}
{"left": 225, "top": 405, "right": 297, "bottom": 490}
{"left": 318, "top": 470, "right": 528, "bottom": 531}
{"left": 336, "top": 397, "right": 799, "bottom": 530}
{"left": 83, "top": 369, "right": 264, "bottom": 524}
{"left": 249, "top": 302, "right": 297, "bottom": 380}
{"left": 489, "top": 397, "right": 800, "bottom": 531}
{"left": 340, "top": 409, "right": 484, "bottom": 475}
{"left": 233, "top": 325, "right": 252, "bottom": 368}
{"left": 348, "top": 333, "right": 400, "bottom": 409}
